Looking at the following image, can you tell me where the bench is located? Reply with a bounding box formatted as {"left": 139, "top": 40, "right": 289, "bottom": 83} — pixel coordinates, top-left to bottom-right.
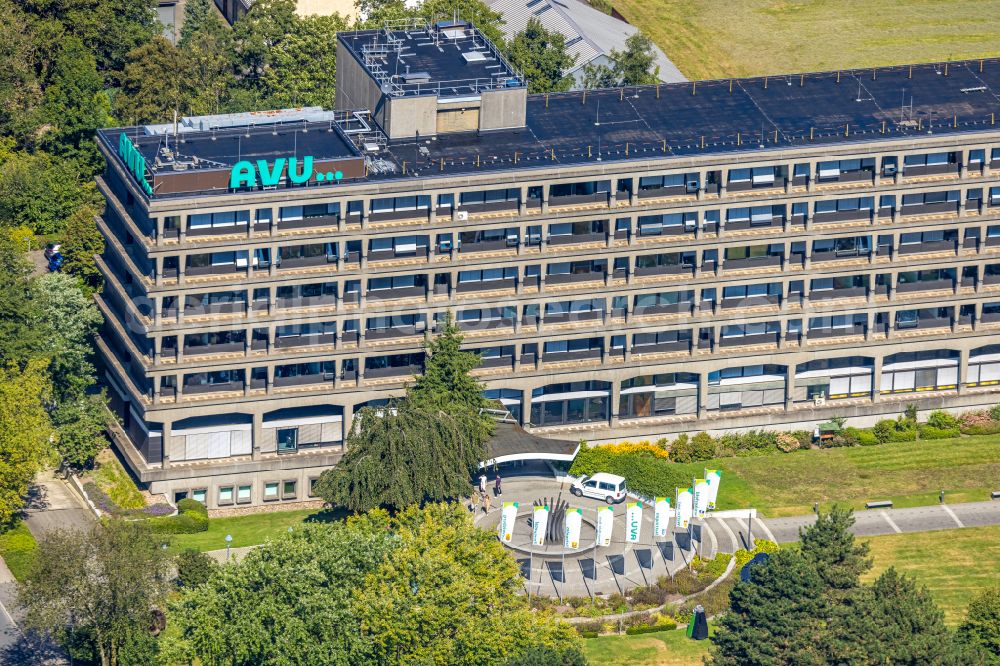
{"left": 865, "top": 500, "right": 893, "bottom": 509}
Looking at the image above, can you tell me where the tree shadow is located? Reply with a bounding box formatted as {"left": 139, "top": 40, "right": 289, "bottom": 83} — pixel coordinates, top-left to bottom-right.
{"left": 302, "top": 507, "right": 349, "bottom": 524}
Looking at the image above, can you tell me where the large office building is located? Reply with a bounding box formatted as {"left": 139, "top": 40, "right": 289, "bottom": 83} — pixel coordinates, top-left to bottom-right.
{"left": 96, "top": 20, "right": 1000, "bottom": 508}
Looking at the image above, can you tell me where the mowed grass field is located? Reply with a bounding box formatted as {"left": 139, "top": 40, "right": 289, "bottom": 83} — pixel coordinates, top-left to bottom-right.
{"left": 861, "top": 524, "right": 1000, "bottom": 625}
{"left": 582, "top": 525, "right": 1000, "bottom": 664}
{"left": 705, "top": 434, "right": 1000, "bottom": 516}
{"left": 584, "top": 627, "right": 712, "bottom": 666}
{"left": 613, "top": 0, "right": 1000, "bottom": 79}
{"left": 167, "top": 507, "right": 344, "bottom": 553}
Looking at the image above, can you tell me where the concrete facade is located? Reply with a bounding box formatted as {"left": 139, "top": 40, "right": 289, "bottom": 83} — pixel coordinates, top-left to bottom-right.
{"left": 95, "top": 128, "right": 1000, "bottom": 508}
{"left": 93, "top": 33, "right": 1000, "bottom": 508}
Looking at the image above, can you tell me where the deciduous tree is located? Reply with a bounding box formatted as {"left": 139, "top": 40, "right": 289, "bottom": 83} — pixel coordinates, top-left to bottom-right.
{"left": 167, "top": 505, "right": 583, "bottom": 665}
{"left": 59, "top": 205, "right": 105, "bottom": 292}
{"left": 29, "top": 271, "right": 103, "bottom": 403}
{"left": 508, "top": 17, "right": 576, "bottom": 93}
{"left": 0, "top": 359, "right": 53, "bottom": 526}
{"left": 18, "top": 521, "right": 171, "bottom": 666}
{"left": 315, "top": 401, "right": 486, "bottom": 512}
{"left": 609, "top": 32, "right": 659, "bottom": 86}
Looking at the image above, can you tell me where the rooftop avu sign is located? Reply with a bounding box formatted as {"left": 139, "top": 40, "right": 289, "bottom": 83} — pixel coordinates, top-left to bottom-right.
{"left": 230, "top": 156, "right": 344, "bottom": 189}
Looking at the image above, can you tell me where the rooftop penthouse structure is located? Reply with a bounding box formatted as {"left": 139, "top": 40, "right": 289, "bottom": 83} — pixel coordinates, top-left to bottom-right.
{"left": 95, "top": 20, "right": 1000, "bottom": 508}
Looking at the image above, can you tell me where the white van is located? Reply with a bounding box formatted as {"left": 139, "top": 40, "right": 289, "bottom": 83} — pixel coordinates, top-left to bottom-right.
{"left": 570, "top": 473, "right": 628, "bottom": 504}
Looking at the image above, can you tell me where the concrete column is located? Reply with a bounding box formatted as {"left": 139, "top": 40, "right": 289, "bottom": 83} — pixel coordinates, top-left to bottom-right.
{"left": 244, "top": 366, "right": 252, "bottom": 396}
{"left": 342, "top": 405, "right": 354, "bottom": 443}
{"left": 784, "top": 365, "right": 795, "bottom": 410}
{"left": 609, "top": 379, "right": 621, "bottom": 427}
{"left": 886, "top": 309, "right": 896, "bottom": 339}
{"left": 697, "top": 375, "right": 710, "bottom": 419}
{"left": 871, "top": 354, "right": 883, "bottom": 403}
{"left": 719, "top": 168, "right": 729, "bottom": 197}
{"left": 160, "top": 421, "right": 173, "bottom": 469}
{"left": 961, "top": 149, "right": 970, "bottom": 179}
{"left": 153, "top": 335, "right": 161, "bottom": 365}
{"left": 154, "top": 296, "right": 163, "bottom": 327}
{"left": 175, "top": 372, "right": 184, "bottom": 399}
{"left": 513, "top": 343, "right": 522, "bottom": 372}
{"left": 266, "top": 365, "right": 275, "bottom": 395}
{"left": 155, "top": 217, "right": 164, "bottom": 247}
{"left": 252, "top": 412, "right": 262, "bottom": 460}
{"left": 958, "top": 347, "right": 970, "bottom": 394}
{"left": 628, "top": 178, "right": 638, "bottom": 207}
{"left": 519, "top": 185, "right": 528, "bottom": 216}
{"left": 865, "top": 311, "right": 876, "bottom": 341}
{"left": 974, "top": 301, "right": 984, "bottom": 331}
{"left": 541, "top": 187, "right": 550, "bottom": 214}
{"left": 520, "top": 389, "right": 532, "bottom": 427}
{"left": 155, "top": 256, "right": 164, "bottom": 287}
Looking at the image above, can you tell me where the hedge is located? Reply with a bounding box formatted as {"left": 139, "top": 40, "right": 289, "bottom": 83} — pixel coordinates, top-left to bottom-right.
{"left": 147, "top": 508, "right": 209, "bottom": 534}
{"left": 569, "top": 444, "right": 693, "bottom": 499}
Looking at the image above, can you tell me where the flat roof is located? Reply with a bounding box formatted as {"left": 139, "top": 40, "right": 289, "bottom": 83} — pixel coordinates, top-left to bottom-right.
{"left": 99, "top": 58, "right": 1000, "bottom": 199}
{"left": 481, "top": 422, "right": 579, "bottom": 466}
{"left": 338, "top": 24, "right": 523, "bottom": 98}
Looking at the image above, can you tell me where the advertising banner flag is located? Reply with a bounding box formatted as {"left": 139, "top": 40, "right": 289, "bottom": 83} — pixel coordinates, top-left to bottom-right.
{"left": 499, "top": 501, "right": 519, "bottom": 543}
{"left": 532, "top": 504, "right": 550, "bottom": 546}
{"left": 705, "top": 469, "right": 722, "bottom": 510}
{"left": 693, "top": 478, "right": 710, "bottom": 517}
{"left": 595, "top": 505, "right": 614, "bottom": 547}
{"left": 564, "top": 507, "right": 583, "bottom": 549}
{"left": 653, "top": 497, "right": 670, "bottom": 538}
{"left": 675, "top": 488, "right": 693, "bottom": 529}
{"left": 625, "top": 501, "right": 643, "bottom": 543}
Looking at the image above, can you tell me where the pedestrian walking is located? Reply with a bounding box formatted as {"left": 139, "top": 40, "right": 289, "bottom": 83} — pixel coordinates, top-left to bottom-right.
{"left": 495, "top": 472, "right": 502, "bottom": 497}
{"left": 471, "top": 490, "right": 480, "bottom": 513}
{"left": 479, "top": 473, "right": 487, "bottom": 495}
{"left": 483, "top": 492, "right": 492, "bottom": 514}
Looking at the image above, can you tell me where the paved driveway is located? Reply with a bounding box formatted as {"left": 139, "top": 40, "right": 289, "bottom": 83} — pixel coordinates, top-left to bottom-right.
{"left": 22, "top": 471, "right": 94, "bottom": 540}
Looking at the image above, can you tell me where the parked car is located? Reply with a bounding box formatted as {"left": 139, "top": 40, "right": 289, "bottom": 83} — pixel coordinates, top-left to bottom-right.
{"left": 45, "top": 243, "right": 63, "bottom": 272}
{"left": 570, "top": 473, "right": 627, "bottom": 504}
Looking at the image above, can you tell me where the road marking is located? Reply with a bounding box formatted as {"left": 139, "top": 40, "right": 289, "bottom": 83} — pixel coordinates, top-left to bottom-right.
{"left": 880, "top": 511, "right": 902, "bottom": 534}
{"left": 757, "top": 518, "right": 777, "bottom": 544}
{"left": 713, "top": 516, "right": 738, "bottom": 553}
{"left": 941, "top": 503, "right": 965, "bottom": 528}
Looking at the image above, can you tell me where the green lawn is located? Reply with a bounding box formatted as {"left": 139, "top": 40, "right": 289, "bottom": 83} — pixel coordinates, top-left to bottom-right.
{"left": 0, "top": 521, "right": 38, "bottom": 581}
{"left": 583, "top": 627, "right": 712, "bottom": 666}
{"left": 861, "top": 524, "right": 1000, "bottom": 625}
{"left": 705, "top": 434, "right": 1000, "bottom": 517}
{"left": 167, "top": 507, "right": 344, "bottom": 553}
{"left": 613, "top": 0, "right": 1000, "bottom": 80}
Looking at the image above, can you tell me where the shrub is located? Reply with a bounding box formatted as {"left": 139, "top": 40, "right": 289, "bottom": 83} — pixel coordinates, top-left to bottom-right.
{"left": 148, "top": 509, "right": 208, "bottom": 535}
{"left": 856, "top": 429, "right": 880, "bottom": 446}
{"left": 176, "top": 498, "right": 208, "bottom": 515}
{"left": 791, "top": 430, "right": 813, "bottom": 447}
{"left": 626, "top": 623, "right": 671, "bottom": 635}
{"left": 603, "top": 441, "right": 670, "bottom": 459}
{"left": 917, "top": 425, "right": 961, "bottom": 440}
{"left": 570, "top": 445, "right": 694, "bottom": 498}
{"left": 670, "top": 432, "right": 715, "bottom": 463}
{"left": 175, "top": 548, "right": 219, "bottom": 588}
{"left": 775, "top": 432, "right": 799, "bottom": 453}
{"left": 989, "top": 404, "right": 1000, "bottom": 421}
{"left": 694, "top": 553, "right": 731, "bottom": 582}
{"left": 926, "top": 410, "right": 959, "bottom": 430}
{"left": 872, "top": 419, "right": 896, "bottom": 444}
{"left": 629, "top": 584, "right": 669, "bottom": 607}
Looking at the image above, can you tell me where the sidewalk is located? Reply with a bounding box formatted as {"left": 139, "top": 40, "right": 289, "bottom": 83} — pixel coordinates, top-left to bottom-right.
{"left": 22, "top": 470, "right": 95, "bottom": 541}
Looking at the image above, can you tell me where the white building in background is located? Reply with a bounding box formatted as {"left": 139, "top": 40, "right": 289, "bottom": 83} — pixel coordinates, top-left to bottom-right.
{"left": 487, "top": 0, "right": 685, "bottom": 87}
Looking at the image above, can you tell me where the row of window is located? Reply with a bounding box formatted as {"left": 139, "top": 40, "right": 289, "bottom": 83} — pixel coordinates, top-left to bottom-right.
{"left": 174, "top": 478, "right": 319, "bottom": 506}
